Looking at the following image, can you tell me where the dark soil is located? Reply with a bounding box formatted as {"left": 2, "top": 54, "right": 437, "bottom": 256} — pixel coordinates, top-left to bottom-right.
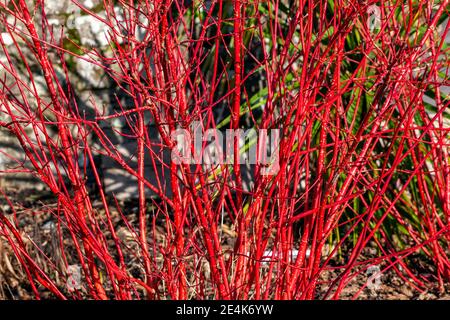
{"left": 1, "top": 187, "right": 449, "bottom": 300}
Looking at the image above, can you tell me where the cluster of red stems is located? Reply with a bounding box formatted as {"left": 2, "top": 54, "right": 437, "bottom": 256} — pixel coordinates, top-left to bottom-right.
{"left": 0, "top": 0, "right": 449, "bottom": 299}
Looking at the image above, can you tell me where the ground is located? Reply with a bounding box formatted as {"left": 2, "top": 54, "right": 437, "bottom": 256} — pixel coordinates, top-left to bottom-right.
{"left": 0, "top": 187, "right": 449, "bottom": 300}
